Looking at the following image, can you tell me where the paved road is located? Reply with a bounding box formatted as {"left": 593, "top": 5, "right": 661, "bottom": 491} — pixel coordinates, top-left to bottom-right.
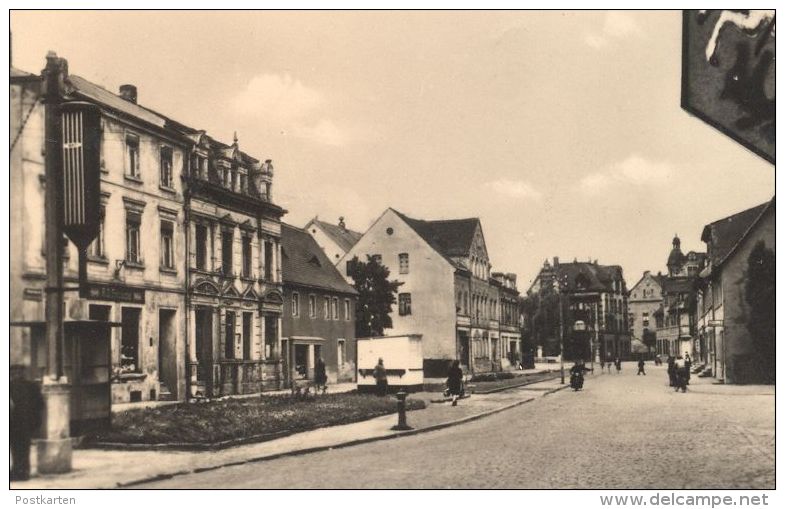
{"left": 143, "top": 364, "right": 774, "bottom": 489}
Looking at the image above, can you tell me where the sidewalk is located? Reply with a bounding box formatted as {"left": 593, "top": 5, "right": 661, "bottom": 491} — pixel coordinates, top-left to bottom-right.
{"left": 11, "top": 377, "right": 567, "bottom": 489}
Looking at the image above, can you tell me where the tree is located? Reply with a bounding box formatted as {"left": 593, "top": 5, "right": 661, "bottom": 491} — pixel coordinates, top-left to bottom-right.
{"left": 642, "top": 328, "right": 657, "bottom": 354}
{"left": 745, "top": 240, "right": 775, "bottom": 382}
{"left": 346, "top": 255, "right": 403, "bottom": 337}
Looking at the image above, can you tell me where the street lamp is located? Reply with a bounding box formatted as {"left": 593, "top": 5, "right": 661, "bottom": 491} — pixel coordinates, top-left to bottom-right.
{"left": 556, "top": 274, "right": 569, "bottom": 384}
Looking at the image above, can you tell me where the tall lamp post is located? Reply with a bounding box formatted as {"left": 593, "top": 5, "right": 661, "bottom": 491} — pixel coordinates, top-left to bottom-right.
{"left": 557, "top": 274, "right": 569, "bottom": 384}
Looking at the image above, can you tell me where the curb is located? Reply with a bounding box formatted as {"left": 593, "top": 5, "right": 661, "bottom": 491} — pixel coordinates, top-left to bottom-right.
{"left": 118, "top": 384, "right": 566, "bottom": 488}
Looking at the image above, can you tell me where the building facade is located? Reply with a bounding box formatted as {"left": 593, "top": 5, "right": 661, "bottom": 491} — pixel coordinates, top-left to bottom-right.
{"left": 12, "top": 63, "right": 191, "bottom": 404}
{"left": 528, "top": 258, "right": 631, "bottom": 362}
{"left": 11, "top": 55, "right": 287, "bottom": 404}
{"left": 492, "top": 272, "right": 522, "bottom": 368}
{"left": 340, "top": 208, "right": 519, "bottom": 377}
{"left": 695, "top": 198, "right": 775, "bottom": 384}
{"left": 281, "top": 224, "right": 358, "bottom": 387}
{"left": 304, "top": 217, "right": 363, "bottom": 265}
{"left": 181, "top": 131, "right": 286, "bottom": 398}
{"left": 655, "top": 236, "right": 706, "bottom": 358}
{"left": 627, "top": 271, "right": 664, "bottom": 354}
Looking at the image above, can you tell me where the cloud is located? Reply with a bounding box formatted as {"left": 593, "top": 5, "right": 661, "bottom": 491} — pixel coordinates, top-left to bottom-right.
{"left": 485, "top": 179, "right": 543, "bottom": 201}
{"left": 580, "top": 155, "right": 674, "bottom": 195}
{"left": 584, "top": 11, "right": 643, "bottom": 49}
{"left": 232, "top": 73, "right": 352, "bottom": 147}
{"left": 232, "top": 73, "right": 323, "bottom": 120}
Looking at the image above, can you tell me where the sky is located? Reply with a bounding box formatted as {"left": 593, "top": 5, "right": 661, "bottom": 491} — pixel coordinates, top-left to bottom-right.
{"left": 10, "top": 10, "right": 775, "bottom": 288}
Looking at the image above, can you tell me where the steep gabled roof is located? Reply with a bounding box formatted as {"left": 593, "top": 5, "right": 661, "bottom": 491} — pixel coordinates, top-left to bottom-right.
{"left": 391, "top": 209, "right": 480, "bottom": 264}
{"left": 701, "top": 198, "right": 775, "bottom": 269}
{"left": 281, "top": 223, "right": 357, "bottom": 295}
{"left": 661, "top": 277, "right": 695, "bottom": 295}
{"left": 308, "top": 218, "right": 363, "bottom": 253}
{"left": 548, "top": 262, "right": 624, "bottom": 294}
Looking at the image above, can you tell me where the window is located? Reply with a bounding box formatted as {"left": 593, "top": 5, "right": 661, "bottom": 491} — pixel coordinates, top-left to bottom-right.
{"left": 240, "top": 173, "right": 247, "bottom": 194}
{"left": 371, "top": 254, "right": 382, "bottom": 265}
{"left": 126, "top": 212, "right": 142, "bottom": 264}
{"left": 241, "top": 235, "right": 252, "bottom": 278}
{"left": 89, "top": 207, "right": 106, "bottom": 258}
{"left": 195, "top": 224, "right": 208, "bottom": 270}
{"left": 399, "top": 253, "right": 409, "bottom": 274}
{"left": 160, "top": 146, "right": 173, "bottom": 188}
{"left": 224, "top": 311, "right": 236, "bottom": 359}
{"left": 292, "top": 292, "right": 300, "bottom": 317}
{"left": 222, "top": 229, "right": 233, "bottom": 275}
{"left": 125, "top": 134, "right": 140, "bottom": 178}
{"left": 160, "top": 220, "right": 175, "bottom": 270}
{"left": 399, "top": 293, "right": 412, "bottom": 316}
{"left": 337, "top": 339, "right": 346, "bottom": 367}
{"left": 242, "top": 312, "right": 253, "bottom": 360}
{"left": 332, "top": 297, "right": 339, "bottom": 320}
{"left": 309, "top": 295, "right": 317, "bottom": 318}
{"left": 324, "top": 297, "right": 331, "bottom": 320}
{"left": 642, "top": 312, "right": 650, "bottom": 328}
{"left": 344, "top": 299, "right": 351, "bottom": 321}
{"left": 264, "top": 240, "right": 274, "bottom": 280}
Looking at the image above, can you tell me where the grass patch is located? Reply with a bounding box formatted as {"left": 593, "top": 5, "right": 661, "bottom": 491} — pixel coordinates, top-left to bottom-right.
{"left": 92, "top": 393, "right": 426, "bottom": 445}
{"left": 469, "top": 372, "right": 516, "bottom": 382}
{"left": 469, "top": 372, "right": 557, "bottom": 392}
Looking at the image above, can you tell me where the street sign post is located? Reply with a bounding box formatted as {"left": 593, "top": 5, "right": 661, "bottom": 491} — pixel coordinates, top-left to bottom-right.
{"left": 681, "top": 10, "right": 775, "bottom": 164}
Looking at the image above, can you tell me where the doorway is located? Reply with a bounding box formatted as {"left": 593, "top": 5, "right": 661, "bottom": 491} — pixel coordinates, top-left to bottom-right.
{"left": 294, "top": 344, "right": 309, "bottom": 379}
{"left": 158, "top": 309, "right": 177, "bottom": 398}
{"left": 195, "top": 308, "right": 214, "bottom": 391}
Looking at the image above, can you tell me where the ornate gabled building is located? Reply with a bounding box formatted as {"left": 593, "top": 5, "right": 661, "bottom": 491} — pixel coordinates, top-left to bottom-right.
{"left": 527, "top": 258, "right": 631, "bottom": 362}
{"left": 628, "top": 270, "right": 665, "bottom": 352}
{"left": 180, "top": 129, "right": 286, "bottom": 398}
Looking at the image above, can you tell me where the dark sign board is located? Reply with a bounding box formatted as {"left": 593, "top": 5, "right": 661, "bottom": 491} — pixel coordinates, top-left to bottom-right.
{"left": 60, "top": 101, "right": 103, "bottom": 249}
{"left": 81, "top": 282, "right": 146, "bottom": 303}
{"left": 682, "top": 10, "right": 775, "bottom": 164}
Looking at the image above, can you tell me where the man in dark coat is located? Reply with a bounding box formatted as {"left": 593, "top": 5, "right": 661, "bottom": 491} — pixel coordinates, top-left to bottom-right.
{"left": 637, "top": 358, "right": 646, "bottom": 376}
{"left": 373, "top": 358, "right": 388, "bottom": 396}
{"left": 10, "top": 365, "right": 43, "bottom": 481}
{"left": 314, "top": 357, "right": 328, "bottom": 394}
{"left": 667, "top": 355, "right": 676, "bottom": 387}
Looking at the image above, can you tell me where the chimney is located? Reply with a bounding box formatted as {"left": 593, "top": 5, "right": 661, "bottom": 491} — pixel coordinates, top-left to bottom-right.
{"left": 644, "top": 270, "right": 650, "bottom": 276}
{"left": 119, "top": 84, "right": 137, "bottom": 104}
{"left": 338, "top": 216, "right": 346, "bottom": 229}
{"left": 553, "top": 256, "right": 559, "bottom": 267}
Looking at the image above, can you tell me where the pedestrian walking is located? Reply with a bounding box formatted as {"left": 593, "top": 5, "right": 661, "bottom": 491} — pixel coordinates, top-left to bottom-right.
{"left": 373, "top": 357, "right": 388, "bottom": 396}
{"left": 446, "top": 360, "right": 464, "bottom": 406}
{"left": 683, "top": 353, "right": 692, "bottom": 386}
{"left": 600, "top": 359, "right": 605, "bottom": 372}
{"left": 314, "top": 357, "right": 327, "bottom": 394}
{"left": 10, "top": 365, "right": 43, "bottom": 481}
{"left": 614, "top": 357, "right": 621, "bottom": 373}
{"left": 667, "top": 355, "right": 676, "bottom": 387}
{"left": 637, "top": 358, "right": 646, "bottom": 375}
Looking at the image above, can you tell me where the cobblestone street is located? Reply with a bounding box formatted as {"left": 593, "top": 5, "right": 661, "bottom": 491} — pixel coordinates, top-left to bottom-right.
{"left": 143, "top": 363, "right": 774, "bottom": 489}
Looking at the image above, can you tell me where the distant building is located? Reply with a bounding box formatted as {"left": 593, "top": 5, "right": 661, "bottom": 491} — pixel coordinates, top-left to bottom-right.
{"left": 491, "top": 272, "right": 522, "bottom": 367}
{"left": 655, "top": 236, "right": 706, "bottom": 359}
{"left": 628, "top": 270, "right": 665, "bottom": 353}
{"left": 341, "top": 208, "right": 519, "bottom": 376}
{"left": 695, "top": 198, "right": 775, "bottom": 384}
{"left": 528, "top": 258, "right": 631, "bottom": 362}
{"left": 281, "top": 224, "right": 358, "bottom": 387}
{"left": 304, "top": 217, "right": 363, "bottom": 265}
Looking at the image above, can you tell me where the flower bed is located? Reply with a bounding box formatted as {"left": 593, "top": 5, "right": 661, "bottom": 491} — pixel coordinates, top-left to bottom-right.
{"left": 90, "top": 392, "right": 426, "bottom": 446}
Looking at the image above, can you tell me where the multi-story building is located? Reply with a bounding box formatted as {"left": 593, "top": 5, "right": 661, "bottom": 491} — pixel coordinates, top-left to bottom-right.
{"left": 340, "top": 208, "right": 517, "bottom": 376}
{"left": 695, "top": 198, "right": 775, "bottom": 384}
{"left": 528, "top": 258, "right": 631, "bottom": 361}
{"left": 11, "top": 54, "right": 287, "bottom": 403}
{"left": 627, "top": 270, "right": 665, "bottom": 352}
{"left": 281, "top": 224, "right": 358, "bottom": 387}
{"left": 179, "top": 130, "right": 285, "bottom": 398}
{"left": 492, "top": 272, "right": 521, "bottom": 367}
{"left": 11, "top": 58, "right": 190, "bottom": 403}
{"left": 304, "top": 216, "right": 363, "bottom": 265}
{"left": 655, "top": 236, "right": 706, "bottom": 358}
